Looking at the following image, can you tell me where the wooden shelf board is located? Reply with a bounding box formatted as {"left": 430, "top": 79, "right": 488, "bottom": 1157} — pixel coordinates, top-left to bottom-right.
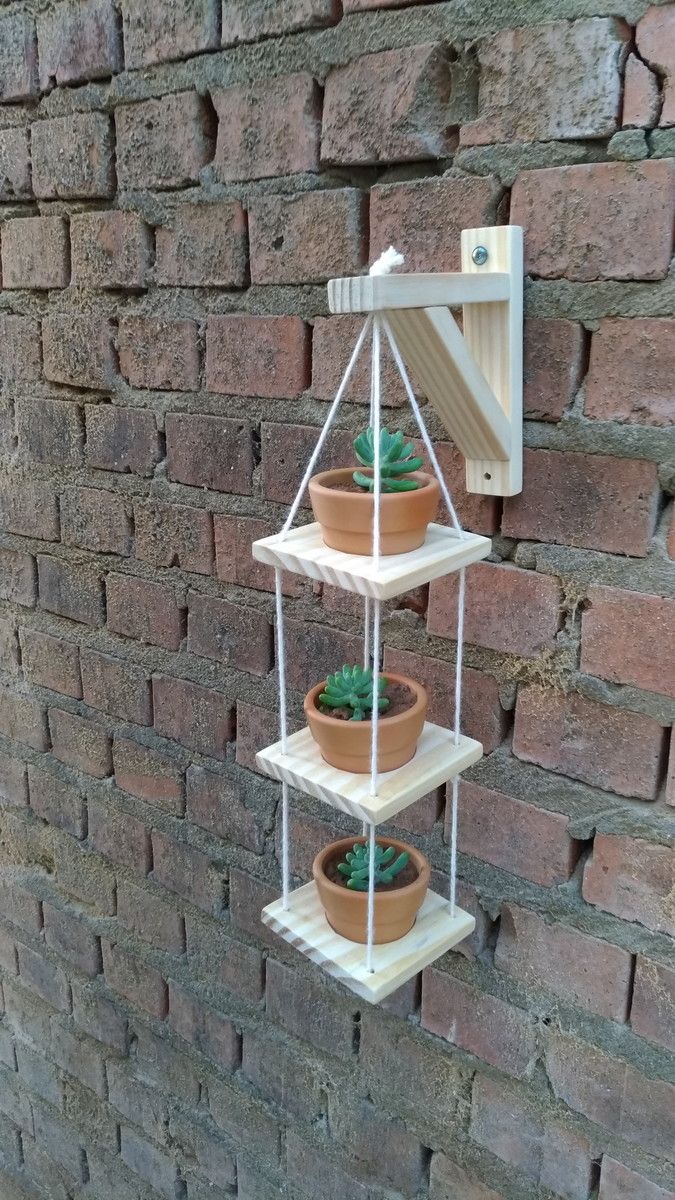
{"left": 262, "top": 881, "right": 476, "bottom": 1004}
{"left": 327, "top": 271, "right": 511, "bottom": 313}
{"left": 252, "top": 522, "right": 491, "bottom": 601}
{"left": 256, "top": 722, "right": 483, "bottom": 825}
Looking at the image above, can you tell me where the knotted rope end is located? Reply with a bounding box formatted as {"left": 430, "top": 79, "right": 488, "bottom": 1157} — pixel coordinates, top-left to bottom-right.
{"left": 369, "top": 246, "right": 405, "bottom": 276}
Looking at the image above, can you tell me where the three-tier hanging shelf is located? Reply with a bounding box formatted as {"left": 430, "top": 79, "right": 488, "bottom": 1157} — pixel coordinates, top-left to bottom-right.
{"left": 251, "top": 226, "right": 524, "bottom": 1004}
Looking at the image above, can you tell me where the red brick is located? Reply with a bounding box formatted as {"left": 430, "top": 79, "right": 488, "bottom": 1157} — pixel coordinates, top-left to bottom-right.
{"left": 81, "top": 649, "right": 152, "bottom": 725}
{"left": 152, "top": 828, "right": 221, "bottom": 914}
{"left": 0, "top": 481, "right": 59, "bottom": 541}
{"left": 85, "top": 405, "right": 161, "bottom": 476}
{"left": 462, "top": 20, "right": 626, "bottom": 145}
{"left": 623, "top": 51, "right": 661, "bottom": 127}
{"left": 523, "top": 318, "right": 585, "bottom": 421}
{"left": 155, "top": 200, "right": 247, "bottom": 287}
{"left": 102, "top": 940, "right": 167, "bottom": 1018}
{"left": 71, "top": 210, "right": 150, "bottom": 288}
{"left": 52, "top": 1018, "right": 107, "bottom": 1095}
{"left": 546, "top": 1030, "right": 675, "bottom": 1164}
{"left": 329, "top": 1093, "right": 428, "bottom": 1197}
{"left": 118, "top": 879, "right": 184, "bottom": 953}
{"left": 285, "top": 617, "right": 362, "bottom": 695}
{"left": 250, "top": 189, "right": 366, "bottom": 284}
{"left": 422, "top": 969, "right": 536, "bottom": 1077}
{"left": 122, "top": 0, "right": 219, "bottom": 67}
{"left": 56, "top": 840, "right": 116, "bottom": 915}
{"left": 470, "top": 1074, "right": 596, "bottom": 1196}
{"left": 212, "top": 73, "right": 320, "bottom": 181}
{"left": 0, "top": 315, "right": 41, "bottom": 384}
{"left": 222, "top": 0, "right": 339, "bottom": 40}
{"left": 582, "top": 585, "right": 675, "bottom": 698}
{"left": 0, "top": 688, "right": 47, "bottom": 751}
{"left": 0, "top": 749, "right": 27, "bottom": 807}
{"left": 168, "top": 981, "right": 240, "bottom": 1066}
{"left": 1, "top": 216, "right": 69, "bottom": 289}
{"left": 116, "top": 92, "right": 214, "bottom": 189}
{"left": 496, "top": 903, "right": 633, "bottom": 1020}
{"left": 153, "top": 674, "right": 234, "bottom": 759}
{"left": 284, "top": 1133, "right": 369, "bottom": 1200}
{"left": 119, "top": 317, "right": 200, "bottom": 391}
{"left": 0, "top": 879, "right": 42, "bottom": 934}
{"left": 134, "top": 500, "right": 213, "bottom": 573}
{"left": 0, "top": 11, "right": 38, "bottom": 101}
{"left": 0, "top": 549, "right": 36, "bottom": 606}
{"left": 513, "top": 686, "right": 665, "bottom": 800}
{"left": 37, "top": 0, "right": 121, "bottom": 87}
{"left": 214, "top": 513, "right": 302, "bottom": 596}
{"left": 229, "top": 868, "right": 283, "bottom": 948}
{"left": 185, "top": 913, "right": 264, "bottom": 1002}
{"left": 457, "top": 780, "right": 580, "bottom": 885}
{"left": 113, "top": 736, "right": 184, "bottom": 814}
{"left": 274, "top": 807, "right": 341, "bottom": 880}
{"left": 586, "top": 318, "right": 675, "bottom": 426}
{"left": 428, "top": 561, "right": 562, "bottom": 658}
{"left": 107, "top": 573, "right": 184, "bottom": 651}
{"left": 242, "top": 1027, "right": 326, "bottom": 1125}
{"left": 17, "top": 398, "right": 83, "bottom": 466}
{"left": 28, "top": 765, "right": 86, "bottom": 839}
{"left": 668, "top": 730, "right": 675, "bottom": 807}
{"left": 17, "top": 944, "right": 70, "bottom": 1012}
{"left": 43, "top": 903, "right": 100, "bottom": 977}
{"left": 0, "top": 126, "right": 30, "bottom": 203}
{"left": 370, "top": 175, "right": 501, "bottom": 273}
{"left": 424, "top": 440, "right": 502, "bottom": 535}
{"left": 43, "top": 315, "right": 116, "bottom": 391}
{"left": 0, "top": 617, "right": 19, "bottom": 676}
{"left": 72, "top": 979, "right": 127, "bottom": 1050}
{"left": 430, "top": 1155, "right": 504, "bottom": 1200}
{"left": 60, "top": 486, "right": 132, "bottom": 556}
{"left": 235, "top": 701, "right": 279, "bottom": 773}
{"left": 20, "top": 630, "right": 81, "bottom": 699}
{"left": 599, "top": 1157, "right": 675, "bottom": 1200}
{"left": 49, "top": 708, "right": 112, "bottom": 778}
{"left": 583, "top": 834, "right": 674, "bottom": 936}
{"left": 637, "top": 5, "right": 675, "bottom": 126}
{"left": 38, "top": 556, "right": 105, "bottom": 626}
{"left": 32, "top": 112, "right": 114, "bottom": 199}
{"left": 166, "top": 413, "right": 253, "bottom": 493}
{"left": 631, "top": 956, "right": 675, "bottom": 1053}
{"left": 266, "top": 958, "right": 355, "bottom": 1057}
{"left": 512, "top": 160, "right": 675, "bottom": 281}
{"left": 503, "top": 449, "right": 658, "bottom": 555}
{"left": 262, "top": 421, "right": 354, "bottom": 506}
{"left": 206, "top": 315, "right": 309, "bottom": 399}
{"left": 382, "top": 647, "right": 507, "bottom": 752}
{"left": 187, "top": 763, "right": 264, "bottom": 853}
{"left": 323, "top": 44, "right": 453, "bottom": 164}
{"left": 187, "top": 592, "right": 272, "bottom": 677}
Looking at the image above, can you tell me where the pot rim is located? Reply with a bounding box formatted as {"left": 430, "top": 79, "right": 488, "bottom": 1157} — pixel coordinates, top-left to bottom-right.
{"left": 304, "top": 671, "right": 427, "bottom": 733}
{"left": 313, "top": 834, "right": 430, "bottom": 904}
{"left": 309, "top": 467, "right": 437, "bottom": 501}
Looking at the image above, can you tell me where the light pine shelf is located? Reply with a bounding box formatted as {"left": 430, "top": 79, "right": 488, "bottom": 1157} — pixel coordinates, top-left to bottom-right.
{"left": 252, "top": 522, "right": 491, "bottom": 601}
{"left": 262, "top": 881, "right": 476, "bottom": 1003}
{"left": 256, "top": 722, "right": 483, "bottom": 825}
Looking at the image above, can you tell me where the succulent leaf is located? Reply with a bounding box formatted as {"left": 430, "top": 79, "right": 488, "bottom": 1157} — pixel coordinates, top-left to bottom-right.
{"left": 352, "top": 425, "right": 424, "bottom": 493}
{"left": 337, "top": 840, "right": 411, "bottom": 891}
{"left": 318, "top": 665, "right": 390, "bottom": 722}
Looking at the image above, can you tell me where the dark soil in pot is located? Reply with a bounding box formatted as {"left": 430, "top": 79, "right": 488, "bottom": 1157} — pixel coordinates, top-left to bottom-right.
{"left": 317, "top": 680, "right": 415, "bottom": 722}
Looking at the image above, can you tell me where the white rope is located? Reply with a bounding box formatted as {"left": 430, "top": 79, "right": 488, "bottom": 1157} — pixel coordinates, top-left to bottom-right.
{"left": 454, "top": 568, "right": 466, "bottom": 747}
{"left": 280, "top": 314, "right": 372, "bottom": 540}
{"left": 366, "top": 822, "right": 376, "bottom": 971}
{"left": 449, "top": 776, "right": 459, "bottom": 918}
{"left": 381, "top": 316, "right": 465, "bottom": 538}
{"left": 274, "top": 568, "right": 290, "bottom": 908}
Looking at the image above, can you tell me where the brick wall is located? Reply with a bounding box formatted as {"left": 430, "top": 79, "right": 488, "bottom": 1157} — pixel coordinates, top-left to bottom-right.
{"left": 0, "top": 2, "right": 673, "bottom": 1199}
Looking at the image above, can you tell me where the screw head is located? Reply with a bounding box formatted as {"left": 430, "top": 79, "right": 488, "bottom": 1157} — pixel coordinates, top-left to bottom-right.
{"left": 472, "top": 245, "right": 489, "bottom": 266}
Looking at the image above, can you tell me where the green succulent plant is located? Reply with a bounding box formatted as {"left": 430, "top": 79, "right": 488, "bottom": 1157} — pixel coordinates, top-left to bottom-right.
{"left": 352, "top": 426, "right": 424, "bottom": 493}
{"left": 319, "top": 664, "right": 390, "bottom": 722}
{"left": 337, "top": 842, "right": 410, "bottom": 891}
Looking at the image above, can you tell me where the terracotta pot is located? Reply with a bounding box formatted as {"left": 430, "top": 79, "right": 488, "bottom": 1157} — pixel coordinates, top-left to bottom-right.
{"left": 313, "top": 835, "right": 430, "bottom": 944}
{"left": 304, "top": 671, "right": 427, "bottom": 774}
{"left": 308, "top": 468, "right": 440, "bottom": 555}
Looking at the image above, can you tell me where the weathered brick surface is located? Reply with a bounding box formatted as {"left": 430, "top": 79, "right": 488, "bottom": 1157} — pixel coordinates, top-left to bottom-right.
{"left": 0, "top": 9, "right": 673, "bottom": 1200}
{"left": 32, "top": 112, "right": 115, "bottom": 199}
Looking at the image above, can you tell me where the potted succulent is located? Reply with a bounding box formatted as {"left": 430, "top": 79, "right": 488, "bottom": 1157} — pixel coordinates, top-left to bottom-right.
{"left": 309, "top": 425, "right": 440, "bottom": 555}
{"left": 313, "top": 835, "right": 430, "bottom": 943}
{"left": 304, "top": 663, "right": 427, "bottom": 773}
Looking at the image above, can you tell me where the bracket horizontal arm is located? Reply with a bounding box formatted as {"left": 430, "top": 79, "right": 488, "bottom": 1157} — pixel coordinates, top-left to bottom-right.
{"left": 385, "top": 306, "right": 511, "bottom": 462}
{"left": 328, "top": 271, "right": 511, "bottom": 313}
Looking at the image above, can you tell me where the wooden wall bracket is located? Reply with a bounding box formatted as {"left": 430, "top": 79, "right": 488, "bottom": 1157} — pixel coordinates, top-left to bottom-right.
{"left": 327, "top": 225, "right": 523, "bottom": 497}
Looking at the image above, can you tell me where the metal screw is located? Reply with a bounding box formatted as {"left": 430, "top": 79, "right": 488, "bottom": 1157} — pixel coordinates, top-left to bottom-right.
{"left": 472, "top": 245, "right": 489, "bottom": 266}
